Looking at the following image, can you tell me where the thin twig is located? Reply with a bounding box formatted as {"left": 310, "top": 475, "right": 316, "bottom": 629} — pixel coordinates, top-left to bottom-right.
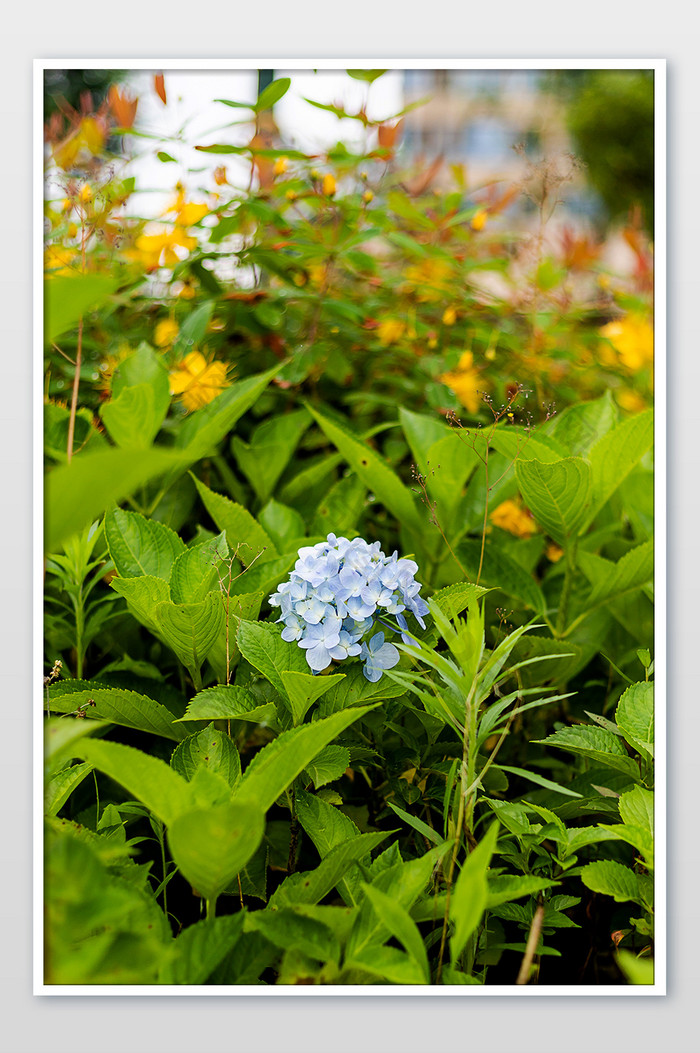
{"left": 516, "top": 901, "right": 545, "bottom": 984}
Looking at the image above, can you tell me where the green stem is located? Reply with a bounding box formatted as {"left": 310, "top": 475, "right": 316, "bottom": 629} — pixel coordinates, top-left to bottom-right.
{"left": 206, "top": 896, "right": 217, "bottom": 922}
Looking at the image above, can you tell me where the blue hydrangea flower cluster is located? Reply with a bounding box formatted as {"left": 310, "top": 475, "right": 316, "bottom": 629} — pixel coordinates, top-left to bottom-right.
{"left": 269, "top": 534, "right": 430, "bottom": 681}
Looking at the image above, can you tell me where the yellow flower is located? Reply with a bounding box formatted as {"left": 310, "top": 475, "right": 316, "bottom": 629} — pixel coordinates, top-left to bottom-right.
{"left": 52, "top": 116, "right": 106, "bottom": 170}
{"left": 362, "top": 190, "right": 374, "bottom": 203}
{"left": 154, "top": 318, "right": 179, "bottom": 348}
{"left": 273, "top": 156, "right": 289, "bottom": 176}
{"left": 79, "top": 183, "right": 93, "bottom": 204}
{"left": 442, "top": 306, "right": 457, "bottom": 326}
{"left": 545, "top": 541, "right": 564, "bottom": 563}
{"left": 599, "top": 315, "right": 653, "bottom": 371}
{"left": 490, "top": 499, "right": 537, "bottom": 538}
{"left": 377, "top": 319, "right": 406, "bottom": 346}
{"left": 44, "top": 244, "right": 77, "bottom": 276}
{"left": 616, "top": 388, "right": 648, "bottom": 414}
{"left": 439, "top": 350, "right": 483, "bottom": 414}
{"left": 470, "top": 208, "right": 488, "bottom": 231}
{"left": 285, "top": 189, "right": 298, "bottom": 201}
{"left": 322, "top": 173, "right": 337, "bottom": 197}
{"left": 131, "top": 227, "right": 198, "bottom": 271}
{"left": 169, "top": 351, "right": 231, "bottom": 411}
{"left": 404, "top": 258, "right": 453, "bottom": 302}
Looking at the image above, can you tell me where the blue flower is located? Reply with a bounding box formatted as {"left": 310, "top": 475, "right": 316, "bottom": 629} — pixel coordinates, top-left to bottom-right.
{"left": 269, "top": 534, "right": 429, "bottom": 677}
{"left": 360, "top": 632, "right": 400, "bottom": 682}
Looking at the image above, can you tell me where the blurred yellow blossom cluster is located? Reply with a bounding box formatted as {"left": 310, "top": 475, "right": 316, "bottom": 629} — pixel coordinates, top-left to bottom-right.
{"left": 439, "top": 351, "right": 484, "bottom": 414}
{"left": 490, "top": 499, "right": 537, "bottom": 539}
{"left": 169, "top": 351, "right": 231, "bottom": 412}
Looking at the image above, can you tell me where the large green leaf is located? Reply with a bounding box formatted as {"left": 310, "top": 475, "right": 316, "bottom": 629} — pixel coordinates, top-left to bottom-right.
{"left": 232, "top": 409, "right": 311, "bottom": 503}
{"left": 176, "top": 685, "right": 277, "bottom": 727}
{"left": 47, "top": 682, "right": 188, "bottom": 742}
{"left": 105, "top": 507, "right": 185, "bottom": 580}
{"left": 361, "top": 883, "right": 430, "bottom": 982}
{"left": 101, "top": 384, "right": 168, "bottom": 450}
{"left": 515, "top": 457, "right": 591, "bottom": 544}
{"left": 236, "top": 620, "right": 308, "bottom": 696}
{"left": 45, "top": 762, "right": 94, "bottom": 816}
{"left": 169, "top": 532, "right": 228, "bottom": 604}
{"left": 248, "top": 909, "right": 340, "bottom": 964}
{"left": 271, "top": 831, "right": 391, "bottom": 908}
{"left": 167, "top": 801, "right": 265, "bottom": 903}
{"left": 73, "top": 739, "right": 192, "bottom": 825}
{"left": 544, "top": 392, "right": 618, "bottom": 457}
{"left": 580, "top": 860, "right": 643, "bottom": 904}
{"left": 583, "top": 409, "right": 654, "bottom": 529}
{"left": 280, "top": 670, "right": 346, "bottom": 725}
{"left": 45, "top": 448, "right": 190, "bottom": 552}
{"left": 295, "top": 790, "right": 366, "bottom": 906}
{"left": 616, "top": 681, "right": 654, "bottom": 758}
{"left": 191, "top": 475, "right": 276, "bottom": 565}
{"left": 578, "top": 541, "right": 653, "bottom": 608}
{"left": 45, "top": 273, "right": 119, "bottom": 344}
{"left": 458, "top": 539, "right": 546, "bottom": 614}
{"left": 109, "top": 574, "right": 171, "bottom": 634}
{"left": 307, "top": 405, "right": 424, "bottom": 536}
{"left": 171, "top": 725, "right": 241, "bottom": 788}
{"left": 235, "top": 705, "right": 377, "bottom": 813}
{"left": 450, "top": 822, "right": 499, "bottom": 963}
{"left": 159, "top": 913, "right": 245, "bottom": 985}
{"left": 154, "top": 593, "right": 226, "bottom": 676}
{"left": 174, "top": 367, "right": 280, "bottom": 462}
{"left": 535, "top": 725, "right": 640, "bottom": 778}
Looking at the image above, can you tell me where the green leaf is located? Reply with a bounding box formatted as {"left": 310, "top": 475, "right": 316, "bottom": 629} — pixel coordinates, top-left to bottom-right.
{"left": 545, "top": 392, "right": 618, "bottom": 457}
{"left": 177, "top": 685, "right": 277, "bottom": 727}
{"left": 580, "top": 859, "right": 643, "bottom": 904}
{"left": 295, "top": 790, "right": 365, "bottom": 906}
{"left": 486, "top": 874, "right": 559, "bottom": 909}
{"left": 45, "top": 762, "right": 93, "bottom": 816}
{"left": 73, "top": 739, "right": 192, "bottom": 825}
{"left": 236, "top": 620, "right": 308, "bottom": 696}
{"left": 159, "top": 913, "right": 245, "bottom": 984}
{"left": 171, "top": 725, "right": 241, "bottom": 789}
{"left": 493, "top": 764, "right": 583, "bottom": 798}
{"left": 167, "top": 801, "right": 265, "bottom": 903}
{"left": 361, "top": 884, "right": 430, "bottom": 983}
{"left": 578, "top": 541, "right": 653, "bottom": 607}
{"left": 583, "top": 409, "right": 654, "bottom": 529}
{"left": 45, "top": 273, "right": 119, "bottom": 344}
{"left": 346, "top": 69, "right": 388, "bottom": 84}
{"left": 191, "top": 475, "right": 276, "bottom": 565}
{"left": 318, "top": 663, "right": 407, "bottom": 716}
{"left": 489, "top": 427, "right": 568, "bottom": 464}
{"left": 255, "top": 76, "right": 291, "bottom": 111}
{"left": 110, "top": 574, "right": 171, "bottom": 634}
{"left": 229, "top": 555, "right": 295, "bottom": 598}
{"left": 248, "top": 909, "right": 340, "bottom": 963}
{"left": 235, "top": 705, "right": 377, "bottom": 813}
{"left": 174, "top": 367, "right": 280, "bottom": 464}
{"left": 271, "top": 831, "right": 391, "bottom": 908}
{"left": 430, "top": 581, "right": 489, "bottom": 621}
{"left": 101, "top": 384, "right": 165, "bottom": 450}
{"left": 45, "top": 448, "right": 190, "bottom": 552}
{"left": 345, "top": 944, "right": 428, "bottom": 985}
{"left": 280, "top": 670, "right": 346, "bottom": 725}
{"left": 169, "top": 532, "right": 228, "bottom": 604}
{"left": 386, "top": 801, "right": 443, "bottom": 845}
{"left": 450, "top": 822, "right": 499, "bottom": 963}
{"left": 307, "top": 405, "right": 424, "bottom": 536}
{"left": 616, "top": 949, "right": 654, "bottom": 985}
{"left": 399, "top": 408, "right": 479, "bottom": 528}
{"left": 515, "top": 457, "right": 592, "bottom": 544}
{"left": 303, "top": 745, "right": 351, "bottom": 789}
{"left": 619, "top": 785, "right": 654, "bottom": 837}
{"left": 258, "top": 500, "right": 306, "bottom": 551}
{"left": 232, "top": 409, "right": 311, "bottom": 503}
{"left": 47, "top": 683, "right": 189, "bottom": 742}
{"left": 155, "top": 593, "right": 225, "bottom": 677}
{"left": 44, "top": 716, "right": 109, "bottom": 769}
{"left": 105, "top": 508, "right": 185, "bottom": 580}
{"left": 616, "top": 681, "right": 654, "bottom": 758}
{"left": 535, "top": 725, "right": 640, "bottom": 778}
{"left": 459, "top": 540, "right": 546, "bottom": 614}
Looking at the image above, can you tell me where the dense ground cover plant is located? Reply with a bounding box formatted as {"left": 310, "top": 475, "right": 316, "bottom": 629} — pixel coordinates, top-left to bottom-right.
{"left": 43, "top": 69, "right": 655, "bottom": 987}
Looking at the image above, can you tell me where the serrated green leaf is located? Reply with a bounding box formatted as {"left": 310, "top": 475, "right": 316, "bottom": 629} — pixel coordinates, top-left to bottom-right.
{"left": 171, "top": 725, "right": 241, "bottom": 789}
{"left": 280, "top": 670, "right": 346, "bottom": 725}
{"left": 47, "top": 682, "right": 188, "bottom": 741}
{"left": 545, "top": 392, "right": 618, "bottom": 457}
{"left": 578, "top": 541, "right": 653, "bottom": 608}
{"left": 515, "top": 457, "right": 592, "bottom": 544}
{"left": 237, "top": 620, "right": 308, "bottom": 696}
{"left": 45, "top": 762, "right": 94, "bottom": 816}
{"left": 191, "top": 475, "right": 275, "bottom": 565}
{"left": 155, "top": 593, "right": 226, "bottom": 676}
{"left": 580, "top": 859, "right": 643, "bottom": 904}
{"left": 110, "top": 574, "right": 171, "bottom": 634}
{"left": 303, "top": 745, "right": 350, "bottom": 789}
{"left": 361, "top": 883, "right": 430, "bottom": 982}
{"left": 271, "top": 831, "right": 391, "bottom": 908}
{"left": 486, "top": 874, "right": 559, "bottom": 909}
{"left": 583, "top": 409, "right": 654, "bottom": 529}
{"left": 616, "top": 681, "right": 654, "bottom": 757}
{"left": 177, "top": 684, "right": 277, "bottom": 727}
{"left": 232, "top": 409, "right": 310, "bottom": 503}
{"left": 535, "top": 725, "right": 640, "bottom": 778}
{"left": 101, "top": 383, "right": 167, "bottom": 450}
{"left": 248, "top": 909, "right": 340, "bottom": 963}
{"left": 169, "top": 532, "right": 228, "bottom": 604}
{"left": 105, "top": 508, "right": 185, "bottom": 580}
{"left": 159, "top": 913, "right": 245, "bottom": 984}
{"left": 295, "top": 789, "right": 366, "bottom": 906}
{"left": 430, "top": 581, "right": 489, "bottom": 621}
